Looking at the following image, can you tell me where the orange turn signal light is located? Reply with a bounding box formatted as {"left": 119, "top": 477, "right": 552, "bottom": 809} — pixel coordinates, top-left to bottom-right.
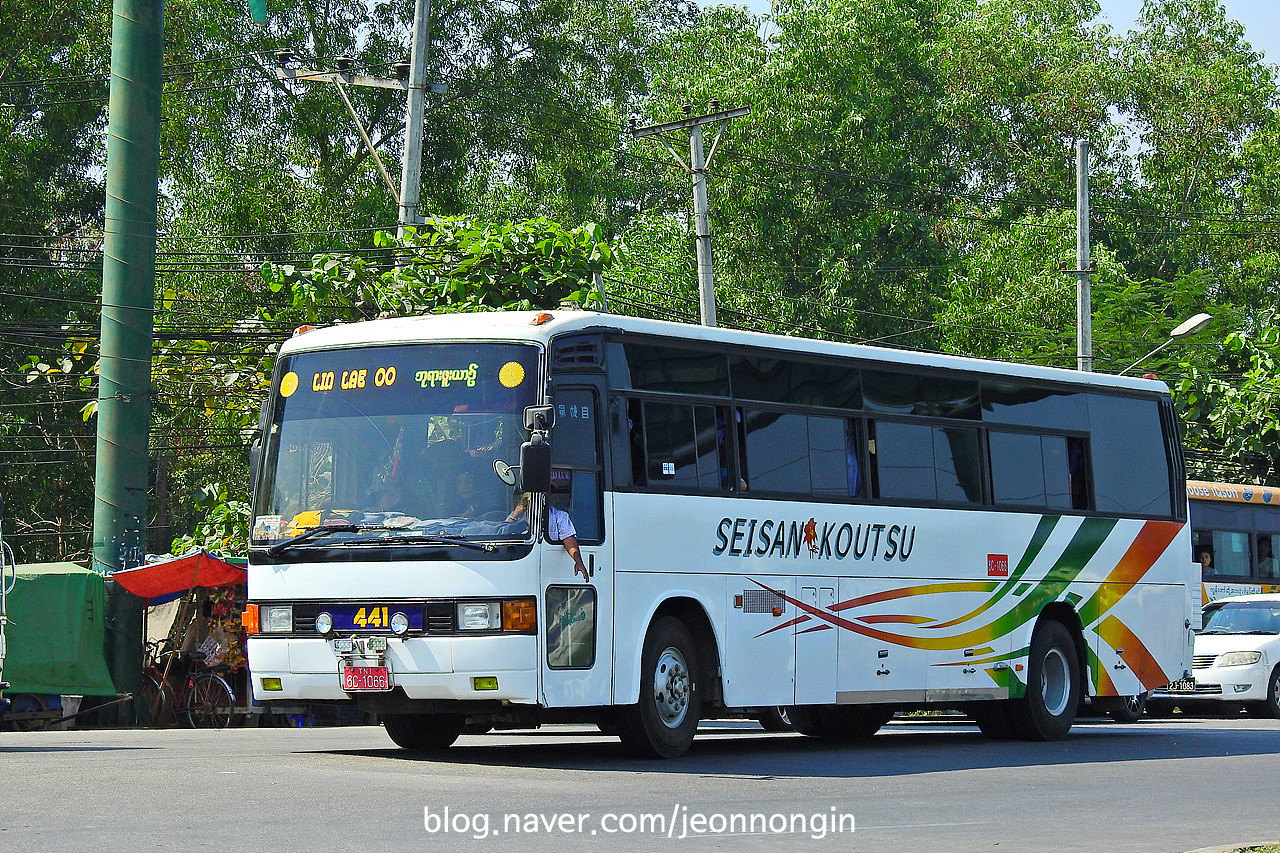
{"left": 502, "top": 598, "right": 537, "bottom": 632}
{"left": 530, "top": 312, "right": 554, "bottom": 326}
{"left": 242, "top": 603, "right": 260, "bottom": 634}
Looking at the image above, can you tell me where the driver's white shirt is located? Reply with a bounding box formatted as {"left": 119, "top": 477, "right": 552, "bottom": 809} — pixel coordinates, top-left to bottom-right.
{"left": 547, "top": 506, "right": 577, "bottom": 543}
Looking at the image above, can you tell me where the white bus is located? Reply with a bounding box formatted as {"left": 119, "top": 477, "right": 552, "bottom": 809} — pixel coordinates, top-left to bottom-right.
{"left": 245, "top": 310, "right": 1195, "bottom": 757}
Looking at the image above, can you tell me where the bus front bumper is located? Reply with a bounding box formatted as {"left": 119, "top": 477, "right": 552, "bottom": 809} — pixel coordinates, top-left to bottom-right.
{"left": 247, "top": 635, "right": 539, "bottom": 704}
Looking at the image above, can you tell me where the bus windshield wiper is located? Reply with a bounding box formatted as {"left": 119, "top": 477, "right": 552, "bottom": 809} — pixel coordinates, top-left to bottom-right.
{"left": 265, "top": 523, "right": 360, "bottom": 556}
{"left": 365, "top": 533, "right": 497, "bottom": 552}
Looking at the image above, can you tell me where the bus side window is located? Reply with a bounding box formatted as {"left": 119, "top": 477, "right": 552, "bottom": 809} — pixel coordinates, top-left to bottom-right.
{"left": 1210, "top": 530, "right": 1250, "bottom": 578}
{"left": 1257, "top": 534, "right": 1278, "bottom": 579}
{"left": 627, "top": 398, "right": 646, "bottom": 487}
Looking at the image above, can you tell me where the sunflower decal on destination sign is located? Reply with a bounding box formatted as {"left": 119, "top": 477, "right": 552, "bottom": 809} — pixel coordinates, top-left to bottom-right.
{"left": 499, "top": 361, "right": 526, "bottom": 388}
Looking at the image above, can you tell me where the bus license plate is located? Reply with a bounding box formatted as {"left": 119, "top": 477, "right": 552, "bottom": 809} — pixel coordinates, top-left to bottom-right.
{"left": 1168, "top": 678, "right": 1195, "bottom": 693}
{"left": 342, "top": 666, "right": 390, "bottom": 691}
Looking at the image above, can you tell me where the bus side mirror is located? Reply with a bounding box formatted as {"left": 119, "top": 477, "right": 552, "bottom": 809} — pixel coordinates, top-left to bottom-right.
{"left": 519, "top": 434, "right": 552, "bottom": 493}
{"left": 524, "top": 404, "right": 555, "bottom": 432}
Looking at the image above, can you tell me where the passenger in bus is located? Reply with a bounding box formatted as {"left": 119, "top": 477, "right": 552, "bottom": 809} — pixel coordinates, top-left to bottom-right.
{"left": 1198, "top": 549, "right": 1216, "bottom": 579}
{"left": 507, "top": 493, "right": 589, "bottom": 582}
{"left": 1257, "top": 539, "right": 1276, "bottom": 578}
{"left": 446, "top": 470, "right": 481, "bottom": 517}
{"left": 374, "top": 476, "right": 406, "bottom": 512}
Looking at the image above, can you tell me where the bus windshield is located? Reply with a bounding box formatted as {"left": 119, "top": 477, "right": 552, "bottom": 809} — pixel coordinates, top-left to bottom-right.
{"left": 252, "top": 342, "right": 540, "bottom": 549}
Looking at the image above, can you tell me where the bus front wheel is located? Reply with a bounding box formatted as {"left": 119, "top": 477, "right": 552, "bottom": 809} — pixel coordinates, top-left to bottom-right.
{"left": 382, "top": 713, "right": 465, "bottom": 751}
{"left": 618, "top": 616, "right": 701, "bottom": 759}
{"left": 1009, "top": 620, "right": 1080, "bottom": 741}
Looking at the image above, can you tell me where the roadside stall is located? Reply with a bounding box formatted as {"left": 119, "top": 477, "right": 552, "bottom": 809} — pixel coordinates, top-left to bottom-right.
{"left": 0, "top": 562, "right": 117, "bottom": 730}
{"left": 112, "top": 551, "right": 252, "bottom": 727}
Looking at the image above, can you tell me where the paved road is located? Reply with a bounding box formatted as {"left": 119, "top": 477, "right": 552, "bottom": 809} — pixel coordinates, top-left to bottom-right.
{"left": 2, "top": 716, "right": 1278, "bottom": 852}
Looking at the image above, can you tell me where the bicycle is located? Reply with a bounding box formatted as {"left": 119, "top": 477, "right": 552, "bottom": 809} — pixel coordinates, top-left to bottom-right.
{"left": 141, "top": 639, "right": 237, "bottom": 729}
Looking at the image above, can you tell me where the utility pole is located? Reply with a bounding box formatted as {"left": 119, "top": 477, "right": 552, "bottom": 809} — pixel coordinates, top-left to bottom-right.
{"left": 94, "top": 0, "right": 165, "bottom": 723}
{"left": 630, "top": 102, "right": 750, "bottom": 328}
{"left": 398, "top": 0, "right": 431, "bottom": 237}
{"left": 1075, "top": 139, "right": 1092, "bottom": 372}
{"left": 274, "top": 0, "right": 444, "bottom": 236}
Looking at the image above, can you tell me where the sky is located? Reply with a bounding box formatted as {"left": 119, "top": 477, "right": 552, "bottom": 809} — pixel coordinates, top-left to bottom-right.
{"left": 734, "top": 0, "right": 1278, "bottom": 63}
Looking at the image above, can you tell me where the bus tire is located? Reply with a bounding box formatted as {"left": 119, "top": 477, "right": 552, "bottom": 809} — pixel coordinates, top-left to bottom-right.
{"left": 617, "top": 616, "right": 701, "bottom": 759}
{"left": 790, "top": 705, "right": 890, "bottom": 740}
{"left": 1008, "top": 620, "right": 1080, "bottom": 741}
{"left": 382, "top": 713, "right": 465, "bottom": 751}
{"left": 1108, "top": 692, "right": 1149, "bottom": 723}
{"left": 757, "top": 706, "right": 794, "bottom": 732}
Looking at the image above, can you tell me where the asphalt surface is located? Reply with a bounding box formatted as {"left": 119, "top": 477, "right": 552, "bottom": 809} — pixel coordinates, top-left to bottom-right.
{"left": 2, "top": 715, "right": 1278, "bottom": 852}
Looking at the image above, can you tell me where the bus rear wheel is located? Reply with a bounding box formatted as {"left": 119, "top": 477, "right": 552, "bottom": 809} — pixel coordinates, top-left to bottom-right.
{"left": 617, "top": 616, "right": 701, "bottom": 759}
{"left": 1009, "top": 620, "right": 1080, "bottom": 741}
{"left": 382, "top": 713, "right": 465, "bottom": 751}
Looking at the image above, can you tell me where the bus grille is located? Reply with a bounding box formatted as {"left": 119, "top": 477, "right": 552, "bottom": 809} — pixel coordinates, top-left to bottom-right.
{"left": 741, "top": 589, "right": 785, "bottom": 614}
{"left": 425, "top": 603, "right": 455, "bottom": 633}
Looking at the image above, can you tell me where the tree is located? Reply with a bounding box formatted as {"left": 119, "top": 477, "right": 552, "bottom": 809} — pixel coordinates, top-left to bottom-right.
{"left": 1175, "top": 322, "right": 1280, "bottom": 483}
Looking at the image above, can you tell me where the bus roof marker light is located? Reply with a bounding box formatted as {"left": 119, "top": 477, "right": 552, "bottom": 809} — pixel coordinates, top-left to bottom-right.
{"left": 293, "top": 325, "right": 317, "bottom": 336}
{"left": 531, "top": 312, "right": 554, "bottom": 325}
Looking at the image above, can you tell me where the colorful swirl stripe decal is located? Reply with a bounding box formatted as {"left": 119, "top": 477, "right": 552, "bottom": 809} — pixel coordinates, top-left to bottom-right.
{"left": 1095, "top": 614, "right": 1169, "bottom": 688}
{"left": 1077, "top": 520, "right": 1184, "bottom": 626}
{"left": 747, "top": 515, "right": 1185, "bottom": 693}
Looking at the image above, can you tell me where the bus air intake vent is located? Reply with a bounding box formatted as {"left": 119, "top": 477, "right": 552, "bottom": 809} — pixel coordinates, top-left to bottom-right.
{"left": 741, "top": 589, "right": 785, "bottom": 614}
{"left": 552, "top": 340, "right": 602, "bottom": 369}
{"left": 425, "top": 602, "right": 455, "bottom": 633}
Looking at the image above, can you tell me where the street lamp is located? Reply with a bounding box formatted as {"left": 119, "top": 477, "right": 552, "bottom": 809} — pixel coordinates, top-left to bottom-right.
{"left": 1119, "top": 312, "right": 1213, "bottom": 375}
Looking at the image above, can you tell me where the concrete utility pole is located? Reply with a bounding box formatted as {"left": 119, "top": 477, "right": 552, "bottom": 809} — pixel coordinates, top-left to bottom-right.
{"left": 630, "top": 103, "right": 750, "bottom": 328}
{"left": 275, "top": 0, "right": 444, "bottom": 237}
{"left": 95, "top": 0, "right": 165, "bottom": 723}
{"left": 1075, "top": 139, "right": 1092, "bottom": 372}
{"left": 398, "top": 0, "right": 431, "bottom": 237}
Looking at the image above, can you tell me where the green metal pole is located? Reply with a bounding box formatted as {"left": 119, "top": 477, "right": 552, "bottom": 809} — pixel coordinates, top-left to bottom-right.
{"left": 94, "top": 0, "right": 164, "bottom": 725}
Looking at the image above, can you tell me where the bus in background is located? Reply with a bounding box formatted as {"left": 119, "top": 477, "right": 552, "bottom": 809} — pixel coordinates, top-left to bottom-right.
{"left": 1188, "top": 480, "right": 1280, "bottom": 602}
{"left": 244, "top": 310, "right": 1195, "bottom": 758}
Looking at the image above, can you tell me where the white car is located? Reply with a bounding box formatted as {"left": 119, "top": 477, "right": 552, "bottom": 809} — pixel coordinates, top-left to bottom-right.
{"left": 1149, "top": 593, "right": 1280, "bottom": 718}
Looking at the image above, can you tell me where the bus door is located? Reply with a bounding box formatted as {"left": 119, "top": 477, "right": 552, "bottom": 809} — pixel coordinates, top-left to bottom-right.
{"left": 540, "top": 385, "right": 614, "bottom": 707}
{"left": 795, "top": 578, "right": 838, "bottom": 704}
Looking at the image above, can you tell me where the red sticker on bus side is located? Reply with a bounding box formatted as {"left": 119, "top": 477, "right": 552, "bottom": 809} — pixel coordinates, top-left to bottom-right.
{"left": 988, "top": 554, "right": 1009, "bottom": 577}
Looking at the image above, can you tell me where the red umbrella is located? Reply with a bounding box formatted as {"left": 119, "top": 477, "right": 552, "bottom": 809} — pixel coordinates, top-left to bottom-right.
{"left": 111, "top": 551, "right": 246, "bottom": 601}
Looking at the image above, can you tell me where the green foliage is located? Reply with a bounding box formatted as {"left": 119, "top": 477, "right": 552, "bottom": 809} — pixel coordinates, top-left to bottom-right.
{"left": 169, "top": 483, "right": 252, "bottom": 557}
{"left": 262, "top": 218, "right": 618, "bottom": 320}
{"left": 1175, "top": 321, "right": 1280, "bottom": 483}
{"left": 12, "top": 0, "right": 1280, "bottom": 563}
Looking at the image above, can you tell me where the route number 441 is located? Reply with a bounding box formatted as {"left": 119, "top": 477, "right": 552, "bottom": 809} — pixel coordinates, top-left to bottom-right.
{"left": 353, "top": 606, "right": 389, "bottom": 628}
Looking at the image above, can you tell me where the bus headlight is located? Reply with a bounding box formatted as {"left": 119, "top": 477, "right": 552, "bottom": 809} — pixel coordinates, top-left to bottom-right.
{"left": 458, "top": 602, "right": 501, "bottom": 631}
{"left": 262, "top": 605, "right": 293, "bottom": 633}
{"left": 1217, "top": 651, "right": 1262, "bottom": 667}
{"left": 314, "top": 612, "right": 334, "bottom": 635}
{"left": 390, "top": 611, "right": 410, "bottom": 635}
